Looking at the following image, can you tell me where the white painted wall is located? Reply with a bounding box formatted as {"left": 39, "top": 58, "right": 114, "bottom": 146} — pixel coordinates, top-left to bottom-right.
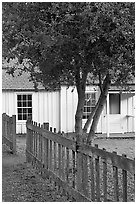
{"left": 2, "top": 90, "right": 60, "bottom": 134}
{"left": 2, "top": 88, "right": 135, "bottom": 134}
{"left": 32, "top": 91, "right": 60, "bottom": 131}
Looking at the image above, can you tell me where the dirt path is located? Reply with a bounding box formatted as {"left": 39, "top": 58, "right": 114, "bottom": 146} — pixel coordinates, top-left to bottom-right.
{"left": 2, "top": 137, "right": 70, "bottom": 202}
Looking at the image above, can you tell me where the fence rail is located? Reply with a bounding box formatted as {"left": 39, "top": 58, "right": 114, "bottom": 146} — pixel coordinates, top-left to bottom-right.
{"left": 2, "top": 113, "right": 16, "bottom": 153}
{"left": 26, "top": 119, "right": 135, "bottom": 202}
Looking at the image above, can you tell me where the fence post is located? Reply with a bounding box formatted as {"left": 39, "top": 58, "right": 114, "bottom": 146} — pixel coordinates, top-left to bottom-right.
{"left": 113, "top": 151, "right": 119, "bottom": 202}
{"left": 95, "top": 144, "right": 100, "bottom": 202}
{"left": 122, "top": 154, "right": 127, "bottom": 202}
{"left": 26, "top": 116, "right": 32, "bottom": 162}
{"left": 12, "top": 115, "right": 16, "bottom": 154}
{"left": 102, "top": 148, "right": 107, "bottom": 201}
{"left": 43, "top": 122, "right": 49, "bottom": 170}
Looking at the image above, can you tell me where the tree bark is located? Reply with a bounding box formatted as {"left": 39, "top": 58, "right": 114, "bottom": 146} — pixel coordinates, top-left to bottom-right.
{"left": 83, "top": 72, "right": 107, "bottom": 133}
{"left": 86, "top": 74, "right": 111, "bottom": 145}
{"left": 83, "top": 99, "right": 99, "bottom": 133}
{"left": 75, "top": 68, "right": 88, "bottom": 143}
{"left": 75, "top": 90, "right": 85, "bottom": 135}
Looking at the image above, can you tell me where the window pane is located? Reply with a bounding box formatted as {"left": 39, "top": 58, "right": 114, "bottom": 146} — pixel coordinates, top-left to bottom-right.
{"left": 18, "top": 114, "right": 22, "bottom": 120}
{"left": 109, "top": 94, "right": 120, "bottom": 114}
{"left": 84, "top": 107, "right": 87, "bottom": 113}
{"left": 28, "top": 108, "right": 32, "bottom": 113}
{"left": 23, "top": 101, "right": 26, "bottom": 107}
{"left": 28, "top": 113, "right": 32, "bottom": 119}
{"left": 23, "top": 108, "right": 27, "bottom": 114}
{"left": 17, "top": 95, "right": 21, "bottom": 100}
{"left": 28, "top": 95, "right": 32, "bottom": 100}
{"left": 87, "top": 107, "right": 91, "bottom": 113}
{"left": 18, "top": 108, "right": 22, "bottom": 114}
{"left": 83, "top": 114, "right": 86, "bottom": 119}
{"left": 91, "top": 99, "right": 96, "bottom": 106}
{"left": 17, "top": 102, "right": 22, "bottom": 107}
{"left": 23, "top": 95, "right": 26, "bottom": 100}
{"left": 17, "top": 94, "right": 32, "bottom": 120}
{"left": 28, "top": 101, "right": 32, "bottom": 107}
{"left": 23, "top": 114, "right": 27, "bottom": 120}
{"left": 83, "top": 92, "right": 96, "bottom": 119}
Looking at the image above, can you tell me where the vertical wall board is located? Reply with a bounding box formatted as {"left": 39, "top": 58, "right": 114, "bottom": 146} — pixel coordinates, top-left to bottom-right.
{"left": 60, "top": 86, "right": 67, "bottom": 132}
{"left": 132, "top": 95, "right": 135, "bottom": 132}
{"left": 49, "top": 92, "right": 53, "bottom": 127}
{"left": 121, "top": 94, "right": 128, "bottom": 132}
{"left": 38, "top": 92, "right": 44, "bottom": 124}
{"left": 127, "top": 93, "right": 135, "bottom": 132}
{"left": 32, "top": 92, "right": 39, "bottom": 123}
{"left": 60, "top": 86, "right": 78, "bottom": 133}
{"left": 43, "top": 92, "right": 47, "bottom": 123}
{"left": 53, "top": 91, "right": 60, "bottom": 132}
{"left": 72, "top": 87, "right": 78, "bottom": 132}
{"left": 2, "top": 92, "right": 6, "bottom": 113}
{"left": 32, "top": 91, "right": 60, "bottom": 132}
{"left": 66, "top": 87, "right": 75, "bottom": 132}
{"left": 2, "top": 91, "right": 16, "bottom": 116}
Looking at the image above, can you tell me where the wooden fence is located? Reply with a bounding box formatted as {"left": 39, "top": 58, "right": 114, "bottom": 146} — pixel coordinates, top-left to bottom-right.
{"left": 26, "top": 119, "right": 135, "bottom": 202}
{"left": 2, "top": 113, "right": 16, "bottom": 153}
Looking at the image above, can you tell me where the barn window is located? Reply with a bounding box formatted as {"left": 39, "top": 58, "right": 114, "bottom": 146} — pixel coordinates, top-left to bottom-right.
{"left": 109, "top": 93, "right": 120, "bottom": 114}
{"left": 83, "top": 92, "right": 96, "bottom": 119}
{"left": 17, "top": 94, "right": 32, "bottom": 120}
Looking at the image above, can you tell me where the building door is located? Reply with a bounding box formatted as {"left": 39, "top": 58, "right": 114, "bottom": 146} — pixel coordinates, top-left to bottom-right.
{"left": 109, "top": 93, "right": 123, "bottom": 133}
{"left": 102, "top": 93, "right": 123, "bottom": 134}
{"left": 16, "top": 94, "right": 32, "bottom": 134}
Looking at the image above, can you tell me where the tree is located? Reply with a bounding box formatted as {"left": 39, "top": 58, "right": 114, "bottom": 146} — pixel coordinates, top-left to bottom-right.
{"left": 2, "top": 2, "right": 135, "bottom": 144}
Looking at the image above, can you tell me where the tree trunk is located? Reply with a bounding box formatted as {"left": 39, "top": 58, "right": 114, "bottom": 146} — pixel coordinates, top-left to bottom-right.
{"left": 75, "top": 90, "right": 85, "bottom": 141}
{"left": 86, "top": 74, "right": 111, "bottom": 145}
{"left": 83, "top": 98, "right": 99, "bottom": 133}
{"left": 75, "top": 69, "right": 88, "bottom": 143}
{"left": 83, "top": 73, "right": 109, "bottom": 133}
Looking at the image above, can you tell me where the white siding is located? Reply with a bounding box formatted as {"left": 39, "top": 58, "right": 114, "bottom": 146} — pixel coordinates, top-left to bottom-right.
{"left": 2, "top": 90, "right": 60, "bottom": 134}
{"left": 2, "top": 88, "right": 135, "bottom": 134}
{"left": 2, "top": 91, "right": 16, "bottom": 116}
{"left": 60, "top": 86, "right": 78, "bottom": 133}
{"left": 32, "top": 91, "right": 60, "bottom": 132}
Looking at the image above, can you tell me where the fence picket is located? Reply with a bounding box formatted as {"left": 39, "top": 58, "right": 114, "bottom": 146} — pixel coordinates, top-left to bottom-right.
{"left": 76, "top": 152, "right": 83, "bottom": 192}
{"left": 66, "top": 147, "right": 69, "bottom": 183}
{"left": 72, "top": 150, "right": 76, "bottom": 188}
{"left": 89, "top": 155, "right": 95, "bottom": 201}
{"left": 113, "top": 151, "right": 119, "bottom": 201}
{"left": 122, "top": 154, "right": 127, "bottom": 202}
{"left": 2, "top": 113, "right": 16, "bottom": 153}
{"left": 95, "top": 144, "right": 100, "bottom": 201}
{"left": 58, "top": 143, "right": 62, "bottom": 179}
{"left": 43, "top": 123, "right": 49, "bottom": 170}
{"left": 62, "top": 146, "right": 65, "bottom": 181}
{"left": 82, "top": 154, "right": 89, "bottom": 198}
{"left": 50, "top": 140, "right": 52, "bottom": 171}
{"left": 26, "top": 120, "right": 135, "bottom": 202}
{"left": 102, "top": 148, "right": 107, "bottom": 201}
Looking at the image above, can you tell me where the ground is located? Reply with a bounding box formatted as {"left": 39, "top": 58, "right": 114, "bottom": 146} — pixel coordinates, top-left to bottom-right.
{"left": 2, "top": 136, "right": 71, "bottom": 202}
{"left": 2, "top": 135, "right": 135, "bottom": 202}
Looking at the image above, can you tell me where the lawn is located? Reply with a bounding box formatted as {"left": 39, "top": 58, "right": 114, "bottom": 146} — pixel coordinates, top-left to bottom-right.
{"left": 93, "top": 138, "right": 135, "bottom": 159}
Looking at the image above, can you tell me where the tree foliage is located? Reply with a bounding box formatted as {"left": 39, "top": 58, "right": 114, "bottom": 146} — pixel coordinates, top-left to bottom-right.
{"left": 2, "top": 2, "right": 135, "bottom": 143}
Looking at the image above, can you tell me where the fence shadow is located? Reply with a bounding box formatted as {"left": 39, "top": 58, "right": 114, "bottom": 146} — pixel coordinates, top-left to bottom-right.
{"left": 2, "top": 113, "right": 16, "bottom": 154}
{"left": 26, "top": 119, "right": 135, "bottom": 202}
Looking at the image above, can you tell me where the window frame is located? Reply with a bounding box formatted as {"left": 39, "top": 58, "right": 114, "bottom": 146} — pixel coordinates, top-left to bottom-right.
{"left": 83, "top": 91, "right": 97, "bottom": 120}
{"left": 16, "top": 93, "right": 33, "bottom": 121}
{"left": 109, "top": 93, "right": 121, "bottom": 114}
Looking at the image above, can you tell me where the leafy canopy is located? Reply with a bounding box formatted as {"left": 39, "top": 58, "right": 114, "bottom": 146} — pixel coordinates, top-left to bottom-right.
{"left": 2, "top": 2, "right": 135, "bottom": 89}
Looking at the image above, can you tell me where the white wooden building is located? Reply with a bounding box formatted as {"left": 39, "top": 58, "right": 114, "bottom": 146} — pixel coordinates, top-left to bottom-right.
{"left": 2, "top": 69, "right": 135, "bottom": 134}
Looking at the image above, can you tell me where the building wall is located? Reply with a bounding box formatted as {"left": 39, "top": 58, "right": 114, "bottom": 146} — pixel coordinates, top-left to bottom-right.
{"left": 2, "top": 90, "right": 60, "bottom": 134}
{"left": 2, "top": 88, "right": 135, "bottom": 134}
